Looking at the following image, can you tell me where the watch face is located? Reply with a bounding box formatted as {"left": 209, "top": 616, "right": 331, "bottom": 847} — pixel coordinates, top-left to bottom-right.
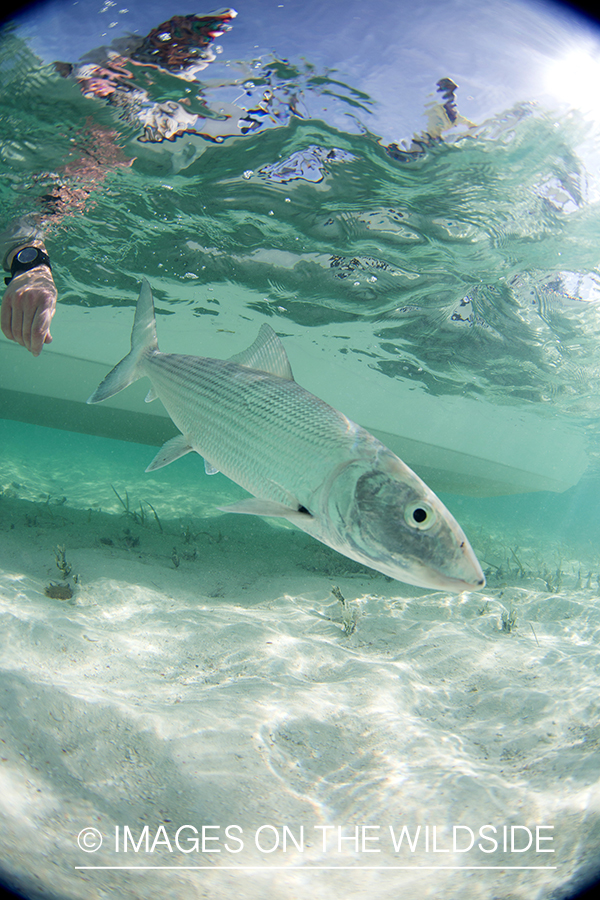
{"left": 16, "top": 247, "right": 39, "bottom": 264}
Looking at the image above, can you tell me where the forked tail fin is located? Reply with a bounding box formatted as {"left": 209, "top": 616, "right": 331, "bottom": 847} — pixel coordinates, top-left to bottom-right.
{"left": 87, "top": 279, "right": 158, "bottom": 404}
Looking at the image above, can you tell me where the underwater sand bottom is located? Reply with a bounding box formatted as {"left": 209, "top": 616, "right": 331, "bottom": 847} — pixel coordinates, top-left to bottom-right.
{"left": 1, "top": 484, "right": 600, "bottom": 900}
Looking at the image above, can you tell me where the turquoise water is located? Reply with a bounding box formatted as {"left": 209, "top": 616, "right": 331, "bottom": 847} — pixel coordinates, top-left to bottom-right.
{"left": 3, "top": 26, "right": 600, "bottom": 418}
{"left": 2, "top": 417, "right": 600, "bottom": 900}
{"left": 2, "top": 2, "right": 600, "bottom": 899}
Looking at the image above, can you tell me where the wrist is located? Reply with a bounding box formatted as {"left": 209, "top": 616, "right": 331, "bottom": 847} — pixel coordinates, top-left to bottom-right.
{"left": 5, "top": 240, "right": 47, "bottom": 270}
{"left": 5, "top": 244, "right": 52, "bottom": 286}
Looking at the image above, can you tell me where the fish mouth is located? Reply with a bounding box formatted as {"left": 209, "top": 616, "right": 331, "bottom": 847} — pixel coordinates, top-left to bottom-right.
{"left": 379, "top": 559, "right": 486, "bottom": 592}
{"left": 425, "top": 571, "right": 486, "bottom": 592}
{"left": 384, "top": 548, "right": 486, "bottom": 592}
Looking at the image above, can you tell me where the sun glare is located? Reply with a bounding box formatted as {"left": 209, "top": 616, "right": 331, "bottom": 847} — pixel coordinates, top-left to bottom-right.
{"left": 545, "top": 47, "right": 600, "bottom": 120}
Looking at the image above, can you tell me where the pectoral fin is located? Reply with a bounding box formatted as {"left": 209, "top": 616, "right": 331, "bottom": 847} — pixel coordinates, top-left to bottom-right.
{"left": 146, "top": 434, "right": 193, "bottom": 472}
{"left": 218, "top": 498, "right": 313, "bottom": 519}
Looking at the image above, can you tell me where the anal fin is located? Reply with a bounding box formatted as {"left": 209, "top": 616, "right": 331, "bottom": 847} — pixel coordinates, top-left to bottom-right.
{"left": 146, "top": 434, "right": 193, "bottom": 472}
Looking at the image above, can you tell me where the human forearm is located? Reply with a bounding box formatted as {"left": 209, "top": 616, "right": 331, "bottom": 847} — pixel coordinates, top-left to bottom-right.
{"left": 1, "top": 239, "right": 57, "bottom": 356}
{"left": 0, "top": 215, "right": 46, "bottom": 271}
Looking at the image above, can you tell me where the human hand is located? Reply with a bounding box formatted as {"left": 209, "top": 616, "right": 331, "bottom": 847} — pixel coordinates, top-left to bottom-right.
{"left": 1, "top": 266, "right": 57, "bottom": 356}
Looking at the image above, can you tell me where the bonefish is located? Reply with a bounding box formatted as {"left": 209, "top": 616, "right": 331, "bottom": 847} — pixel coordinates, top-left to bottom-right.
{"left": 88, "top": 280, "right": 485, "bottom": 591}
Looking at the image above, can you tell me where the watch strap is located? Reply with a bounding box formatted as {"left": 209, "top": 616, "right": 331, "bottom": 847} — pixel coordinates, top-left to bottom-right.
{"left": 5, "top": 246, "right": 52, "bottom": 286}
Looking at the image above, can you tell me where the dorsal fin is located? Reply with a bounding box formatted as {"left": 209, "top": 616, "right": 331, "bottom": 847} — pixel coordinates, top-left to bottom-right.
{"left": 228, "top": 324, "right": 294, "bottom": 380}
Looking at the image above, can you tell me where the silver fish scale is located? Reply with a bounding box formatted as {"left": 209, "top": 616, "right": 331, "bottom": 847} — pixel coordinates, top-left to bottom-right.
{"left": 87, "top": 281, "right": 485, "bottom": 590}
{"left": 144, "top": 350, "right": 373, "bottom": 507}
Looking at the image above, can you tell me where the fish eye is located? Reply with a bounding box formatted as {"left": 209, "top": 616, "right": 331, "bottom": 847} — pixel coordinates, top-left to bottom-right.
{"left": 405, "top": 502, "right": 437, "bottom": 530}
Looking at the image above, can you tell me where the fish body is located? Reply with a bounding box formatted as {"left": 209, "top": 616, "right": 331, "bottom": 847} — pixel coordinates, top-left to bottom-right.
{"left": 88, "top": 280, "right": 485, "bottom": 592}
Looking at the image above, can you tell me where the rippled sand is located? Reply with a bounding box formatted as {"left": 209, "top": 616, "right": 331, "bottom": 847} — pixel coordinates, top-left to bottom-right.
{"left": 1, "top": 421, "right": 599, "bottom": 900}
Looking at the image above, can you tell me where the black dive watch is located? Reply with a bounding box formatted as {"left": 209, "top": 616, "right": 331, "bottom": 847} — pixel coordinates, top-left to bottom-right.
{"left": 5, "top": 246, "right": 52, "bottom": 286}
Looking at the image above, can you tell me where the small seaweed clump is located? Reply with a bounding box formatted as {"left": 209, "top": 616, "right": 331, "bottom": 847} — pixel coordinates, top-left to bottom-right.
{"left": 55, "top": 545, "right": 72, "bottom": 579}
{"left": 45, "top": 545, "right": 77, "bottom": 601}
{"left": 500, "top": 605, "right": 517, "bottom": 633}
{"left": 111, "top": 485, "right": 163, "bottom": 531}
{"left": 332, "top": 585, "right": 359, "bottom": 635}
{"left": 45, "top": 582, "right": 73, "bottom": 600}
